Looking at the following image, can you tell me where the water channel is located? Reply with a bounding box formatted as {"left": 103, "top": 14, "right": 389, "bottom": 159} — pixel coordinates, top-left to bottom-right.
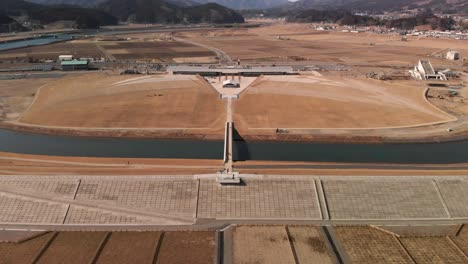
{"left": 0, "top": 128, "right": 466, "bottom": 164}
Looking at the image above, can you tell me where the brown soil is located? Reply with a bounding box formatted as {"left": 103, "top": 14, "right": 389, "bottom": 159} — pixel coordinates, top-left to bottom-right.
{"left": 37, "top": 232, "right": 107, "bottom": 264}
{"left": 0, "top": 232, "right": 54, "bottom": 264}
{"left": 1, "top": 152, "right": 468, "bottom": 176}
{"left": 232, "top": 225, "right": 296, "bottom": 264}
{"left": 155, "top": 231, "right": 216, "bottom": 264}
{"left": 96, "top": 232, "right": 161, "bottom": 264}
{"left": 399, "top": 237, "right": 467, "bottom": 263}
{"left": 0, "top": 78, "right": 53, "bottom": 121}
{"left": 181, "top": 24, "right": 467, "bottom": 68}
{"left": 234, "top": 76, "right": 454, "bottom": 130}
{"left": 0, "top": 42, "right": 104, "bottom": 61}
{"left": 287, "top": 226, "right": 334, "bottom": 264}
{"left": 335, "top": 226, "right": 413, "bottom": 264}
{"left": 18, "top": 73, "right": 225, "bottom": 131}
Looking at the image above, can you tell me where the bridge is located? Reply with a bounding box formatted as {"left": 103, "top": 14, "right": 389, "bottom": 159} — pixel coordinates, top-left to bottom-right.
{"left": 219, "top": 98, "right": 240, "bottom": 184}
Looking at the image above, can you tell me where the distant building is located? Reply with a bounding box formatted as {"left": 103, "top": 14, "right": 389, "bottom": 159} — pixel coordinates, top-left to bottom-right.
{"left": 409, "top": 60, "right": 447, "bottom": 81}
{"left": 222, "top": 80, "right": 240, "bottom": 88}
{"left": 446, "top": 51, "right": 460, "bottom": 60}
{"left": 58, "top": 55, "right": 73, "bottom": 61}
{"left": 61, "top": 60, "right": 89, "bottom": 71}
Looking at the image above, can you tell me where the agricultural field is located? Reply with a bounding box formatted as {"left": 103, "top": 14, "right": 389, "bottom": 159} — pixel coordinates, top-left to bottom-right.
{"left": 234, "top": 75, "right": 454, "bottom": 131}
{"left": 181, "top": 23, "right": 467, "bottom": 68}
{"left": 399, "top": 237, "right": 467, "bottom": 263}
{"left": 287, "top": 226, "right": 334, "bottom": 264}
{"left": 452, "top": 225, "right": 468, "bottom": 255}
{"left": 0, "top": 231, "right": 216, "bottom": 264}
{"left": 0, "top": 232, "right": 55, "bottom": 264}
{"left": 0, "top": 35, "right": 217, "bottom": 63}
{"left": 0, "top": 41, "right": 104, "bottom": 61}
{"left": 18, "top": 73, "right": 226, "bottom": 131}
{"left": 334, "top": 226, "right": 413, "bottom": 264}
{"left": 155, "top": 231, "right": 216, "bottom": 264}
{"left": 100, "top": 41, "right": 215, "bottom": 62}
{"left": 96, "top": 232, "right": 161, "bottom": 264}
{"left": 37, "top": 232, "right": 108, "bottom": 264}
{"left": 231, "top": 225, "right": 297, "bottom": 264}
{"left": 335, "top": 225, "right": 468, "bottom": 264}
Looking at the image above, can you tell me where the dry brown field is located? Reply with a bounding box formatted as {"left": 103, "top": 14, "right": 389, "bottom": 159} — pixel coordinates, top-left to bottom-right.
{"left": 234, "top": 75, "right": 454, "bottom": 131}
{"left": 0, "top": 41, "right": 104, "bottom": 61}
{"left": 452, "top": 225, "right": 468, "bottom": 256}
{"left": 0, "top": 37, "right": 216, "bottom": 63}
{"left": 232, "top": 225, "right": 296, "bottom": 264}
{"left": 181, "top": 23, "right": 467, "bottom": 68}
{"left": 100, "top": 41, "right": 215, "bottom": 62}
{"left": 287, "top": 226, "right": 334, "bottom": 264}
{"left": 334, "top": 226, "right": 413, "bottom": 264}
{"left": 37, "top": 232, "right": 107, "bottom": 264}
{"left": 0, "top": 78, "right": 54, "bottom": 121}
{"left": 0, "top": 231, "right": 215, "bottom": 264}
{"left": 18, "top": 73, "right": 225, "bottom": 130}
{"left": 0, "top": 232, "right": 54, "bottom": 264}
{"left": 155, "top": 231, "right": 216, "bottom": 264}
{"left": 96, "top": 232, "right": 161, "bottom": 264}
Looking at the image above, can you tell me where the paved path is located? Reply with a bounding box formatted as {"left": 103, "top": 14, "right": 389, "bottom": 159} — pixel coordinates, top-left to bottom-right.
{"left": 225, "top": 99, "right": 233, "bottom": 173}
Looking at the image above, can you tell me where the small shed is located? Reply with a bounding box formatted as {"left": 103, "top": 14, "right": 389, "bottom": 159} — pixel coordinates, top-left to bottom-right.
{"left": 61, "top": 60, "right": 89, "bottom": 71}
{"left": 447, "top": 51, "right": 460, "bottom": 60}
{"left": 222, "top": 79, "right": 240, "bottom": 88}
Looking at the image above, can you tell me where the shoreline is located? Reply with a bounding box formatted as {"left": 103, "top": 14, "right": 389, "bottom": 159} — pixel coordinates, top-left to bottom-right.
{"left": 2, "top": 122, "right": 468, "bottom": 145}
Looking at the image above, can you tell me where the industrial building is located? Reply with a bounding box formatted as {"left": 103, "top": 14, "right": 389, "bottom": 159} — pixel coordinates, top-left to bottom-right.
{"left": 409, "top": 60, "right": 447, "bottom": 81}
{"left": 167, "top": 65, "right": 294, "bottom": 76}
{"left": 61, "top": 60, "right": 89, "bottom": 71}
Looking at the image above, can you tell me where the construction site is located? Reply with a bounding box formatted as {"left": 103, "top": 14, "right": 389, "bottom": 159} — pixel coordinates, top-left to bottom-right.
{"left": 0, "top": 21, "right": 468, "bottom": 263}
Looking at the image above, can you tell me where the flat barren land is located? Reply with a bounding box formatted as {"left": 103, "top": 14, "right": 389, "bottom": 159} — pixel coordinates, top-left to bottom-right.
{"left": 0, "top": 36, "right": 217, "bottom": 63}
{"left": 182, "top": 23, "right": 467, "bottom": 68}
{"left": 234, "top": 75, "right": 454, "bottom": 130}
{"left": 18, "top": 73, "right": 225, "bottom": 131}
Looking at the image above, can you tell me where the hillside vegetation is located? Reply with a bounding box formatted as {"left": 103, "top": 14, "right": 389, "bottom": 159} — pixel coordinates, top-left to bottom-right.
{"left": 100, "top": 0, "right": 244, "bottom": 23}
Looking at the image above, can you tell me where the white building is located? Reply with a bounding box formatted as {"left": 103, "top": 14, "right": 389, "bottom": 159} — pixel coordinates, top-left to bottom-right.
{"left": 58, "top": 55, "right": 73, "bottom": 61}
{"left": 222, "top": 80, "right": 240, "bottom": 88}
{"left": 409, "top": 60, "right": 447, "bottom": 81}
{"left": 446, "top": 51, "right": 460, "bottom": 60}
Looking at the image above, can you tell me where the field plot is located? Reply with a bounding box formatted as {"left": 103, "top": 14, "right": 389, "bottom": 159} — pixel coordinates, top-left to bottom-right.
{"left": 0, "top": 232, "right": 54, "bottom": 264}
{"left": 0, "top": 231, "right": 215, "bottom": 264}
{"left": 182, "top": 24, "right": 467, "bottom": 67}
{"left": 96, "top": 232, "right": 161, "bottom": 264}
{"left": 37, "top": 232, "right": 107, "bottom": 264}
{"left": 452, "top": 225, "right": 468, "bottom": 256}
{"left": 399, "top": 237, "right": 467, "bottom": 263}
{"left": 234, "top": 76, "right": 454, "bottom": 130}
{"left": 100, "top": 41, "right": 216, "bottom": 62}
{"left": 155, "top": 231, "right": 216, "bottom": 264}
{"left": 334, "top": 226, "right": 413, "bottom": 264}
{"left": 0, "top": 41, "right": 104, "bottom": 61}
{"left": 287, "top": 226, "right": 334, "bottom": 264}
{"left": 231, "top": 226, "right": 296, "bottom": 264}
{"left": 19, "top": 73, "right": 225, "bottom": 130}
